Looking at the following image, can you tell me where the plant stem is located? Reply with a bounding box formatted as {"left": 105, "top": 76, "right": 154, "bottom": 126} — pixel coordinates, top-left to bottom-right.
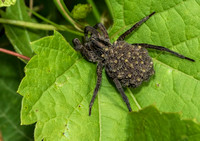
{"left": 53, "top": 0, "right": 84, "bottom": 31}
{"left": 0, "top": 18, "right": 57, "bottom": 30}
{"left": 0, "top": 18, "right": 84, "bottom": 36}
{"left": 0, "top": 48, "right": 30, "bottom": 61}
{"left": 87, "top": 0, "right": 101, "bottom": 22}
{"left": 29, "top": 0, "right": 33, "bottom": 16}
{"left": 0, "top": 131, "right": 2, "bottom": 141}
{"left": 105, "top": 0, "right": 113, "bottom": 19}
{"left": 27, "top": 8, "right": 65, "bottom": 30}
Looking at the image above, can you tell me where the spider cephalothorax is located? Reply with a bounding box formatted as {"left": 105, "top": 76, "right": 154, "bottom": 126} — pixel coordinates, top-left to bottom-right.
{"left": 72, "top": 12, "right": 194, "bottom": 116}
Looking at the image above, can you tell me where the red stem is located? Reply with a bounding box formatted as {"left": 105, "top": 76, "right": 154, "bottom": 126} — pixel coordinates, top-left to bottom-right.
{"left": 0, "top": 131, "right": 3, "bottom": 141}
{"left": 0, "top": 48, "right": 31, "bottom": 61}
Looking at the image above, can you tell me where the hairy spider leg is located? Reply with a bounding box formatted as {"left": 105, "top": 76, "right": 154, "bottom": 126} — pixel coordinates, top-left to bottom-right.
{"left": 90, "top": 38, "right": 108, "bottom": 51}
{"left": 117, "top": 12, "right": 155, "bottom": 41}
{"left": 72, "top": 38, "right": 98, "bottom": 62}
{"left": 93, "top": 23, "right": 109, "bottom": 39}
{"left": 133, "top": 43, "right": 195, "bottom": 62}
{"left": 87, "top": 23, "right": 111, "bottom": 47}
{"left": 84, "top": 26, "right": 101, "bottom": 42}
{"left": 72, "top": 38, "right": 83, "bottom": 50}
{"left": 89, "top": 62, "right": 103, "bottom": 116}
{"left": 113, "top": 78, "right": 132, "bottom": 112}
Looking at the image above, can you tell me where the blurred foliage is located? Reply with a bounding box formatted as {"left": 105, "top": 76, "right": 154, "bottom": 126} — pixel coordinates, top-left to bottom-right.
{"left": 71, "top": 4, "right": 92, "bottom": 20}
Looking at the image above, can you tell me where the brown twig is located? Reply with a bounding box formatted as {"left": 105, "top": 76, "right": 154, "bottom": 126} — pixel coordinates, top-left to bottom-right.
{"left": 29, "top": 0, "right": 34, "bottom": 16}
{"left": 0, "top": 131, "right": 3, "bottom": 141}
{"left": 0, "top": 48, "right": 31, "bottom": 61}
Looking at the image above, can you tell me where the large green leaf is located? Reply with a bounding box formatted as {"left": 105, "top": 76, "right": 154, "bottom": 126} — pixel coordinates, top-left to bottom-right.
{"left": 127, "top": 106, "right": 200, "bottom": 140}
{"left": 3, "top": 0, "right": 43, "bottom": 59}
{"left": 0, "top": 0, "right": 16, "bottom": 7}
{"left": 18, "top": 0, "right": 200, "bottom": 140}
{"left": 0, "top": 49, "right": 34, "bottom": 141}
{"left": 18, "top": 30, "right": 200, "bottom": 140}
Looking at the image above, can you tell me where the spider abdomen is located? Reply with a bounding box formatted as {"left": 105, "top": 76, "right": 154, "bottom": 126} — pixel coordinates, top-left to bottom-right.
{"left": 105, "top": 41, "right": 155, "bottom": 88}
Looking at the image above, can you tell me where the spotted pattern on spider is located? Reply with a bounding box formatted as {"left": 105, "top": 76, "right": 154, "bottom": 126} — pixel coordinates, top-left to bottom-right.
{"left": 104, "top": 42, "right": 154, "bottom": 88}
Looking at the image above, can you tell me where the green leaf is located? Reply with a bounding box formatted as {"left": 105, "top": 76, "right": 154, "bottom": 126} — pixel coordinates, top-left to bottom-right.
{"left": 0, "top": 49, "right": 34, "bottom": 140}
{"left": 3, "top": 0, "right": 43, "bottom": 59}
{"left": 0, "top": 0, "right": 16, "bottom": 7}
{"left": 127, "top": 106, "right": 200, "bottom": 140}
{"left": 71, "top": 4, "right": 92, "bottom": 20}
{"left": 18, "top": 0, "right": 200, "bottom": 140}
{"left": 18, "top": 30, "right": 200, "bottom": 140}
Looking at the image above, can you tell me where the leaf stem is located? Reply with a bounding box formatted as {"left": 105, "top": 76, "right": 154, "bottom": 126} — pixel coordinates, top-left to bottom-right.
{"left": 27, "top": 7, "right": 59, "bottom": 27}
{"left": 0, "top": 48, "right": 30, "bottom": 60}
{"left": 0, "top": 18, "right": 84, "bottom": 36}
{"left": 105, "top": 0, "right": 113, "bottom": 19}
{"left": 0, "top": 131, "right": 2, "bottom": 141}
{"left": 87, "top": 0, "right": 101, "bottom": 22}
{"left": 29, "top": 0, "right": 33, "bottom": 16}
{"left": 0, "top": 18, "right": 57, "bottom": 30}
{"left": 53, "top": 0, "right": 84, "bottom": 31}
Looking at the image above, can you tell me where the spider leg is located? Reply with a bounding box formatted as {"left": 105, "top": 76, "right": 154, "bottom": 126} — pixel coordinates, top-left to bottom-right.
{"left": 91, "top": 23, "right": 111, "bottom": 46}
{"left": 133, "top": 43, "right": 195, "bottom": 62}
{"left": 84, "top": 26, "right": 101, "bottom": 41}
{"left": 90, "top": 38, "right": 108, "bottom": 51}
{"left": 72, "top": 38, "right": 83, "bottom": 51}
{"left": 113, "top": 78, "right": 132, "bottom": 112}
{"left": 72, "top": 38, "right": 98, "bottom": 62}
{"left": 96, "top": 38, "right": 112, "bottom": 47}
{"left": 93, "top": 23, "right": 109, "bottom": 39}
{"left": 117, "top": 12, "right": 155, "bottom": 41}
{"left": 89, "top": 62, "right": 103, "bottom": 116}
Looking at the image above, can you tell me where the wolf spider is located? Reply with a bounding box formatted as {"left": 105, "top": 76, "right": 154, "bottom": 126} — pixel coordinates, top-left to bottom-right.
{"left": 72, "top": 12, "right": 194, "bottom": 116}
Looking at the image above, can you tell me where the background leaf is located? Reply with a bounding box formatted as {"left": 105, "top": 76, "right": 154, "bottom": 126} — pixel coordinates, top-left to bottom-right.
{"left": 0, "top": 45, "right": 34, "bottom": 141}
{"left": 127, "top": 106, "right": 200, "bottom": 141}
{"left": 71, "top": 4, "right": 92, "bottom": 20}
{"left": 0, "top": 0, "right": 16, "bottom": 7}
{"left": 3, "top": 0, "right": 44, "bottom": 59}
